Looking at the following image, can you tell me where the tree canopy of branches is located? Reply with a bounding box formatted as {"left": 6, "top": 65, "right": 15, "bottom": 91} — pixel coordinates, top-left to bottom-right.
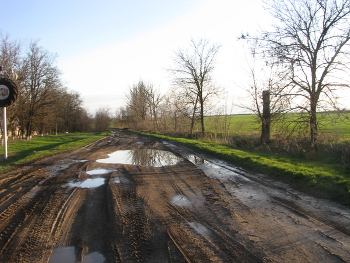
{"left": 168, "top": 39, "right": 221, "bottom": 135}
{"left": 238, "top": 40, "right": 293, "bottom": 144}
{"left": 258, "top": 0, "right": 350, "bottom": 150}
{"left": 94, "top": 107, "right": 111, "bottom": 132}
{"left": 19, "top": 41, "right": 63, "bottom": 138}
{"left": 125, "top": 80, "right": 163, "bottom": 130}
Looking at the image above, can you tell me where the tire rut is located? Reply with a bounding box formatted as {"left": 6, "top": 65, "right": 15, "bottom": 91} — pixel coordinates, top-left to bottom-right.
{"left": 271, "top": 195, "right": 350, "bottom": 237}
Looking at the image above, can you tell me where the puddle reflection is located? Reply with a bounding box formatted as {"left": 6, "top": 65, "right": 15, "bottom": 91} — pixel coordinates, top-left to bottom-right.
{"left": 49, "top": 246, "right": 105, "bottom": 263}
{"left": 67, "top": 178, "right": 105, "bottom": 189}
{"left": 171, "top": 195, "right": 192, "bottom": 207}
{"left": 49, "top": 246, "right": 75, "bottom": 263}
{"left": 189, "top": 222, "right": 209, "bottom": 236}
{"left": 86, "top": 168, "right": 117, "bottom": 175}
{"left": 185, "top": 155, "right": 220, "bottom": 168}
{"left": 96, "top": 149, "right": 183, "bottom": 167}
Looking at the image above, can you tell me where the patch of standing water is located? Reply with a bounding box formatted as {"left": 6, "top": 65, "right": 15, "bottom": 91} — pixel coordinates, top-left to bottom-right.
{"left": 189, "top": 222, "right": 209, "bottom": 236}
{"left": 171, "top": 195, "right": 192, "bottom": 207}
{"left": 81, "top": 252, "right": 105, "bottom": 263}
{"left": 86, "top": 168, "right": 117, "bottom": 175}
{"left": 96, "top": 149, "right": 183, "bottom": 167}
{"left": 67, "top": 178, "right": 105, "bottom": 189}
{"left": 49, "top": 246, "right": 105, "bottom": 263}
{"left": 185, "top": 155, "right": 220, "bottom": 168}
{"left": 49, "top": 246, "right": 75, "bottom": 263}
{"left": 26, "top": 186, "right": 42, "bottom": 199}
{"left": 185, "top": 154, "right": 252, "bottom": 182}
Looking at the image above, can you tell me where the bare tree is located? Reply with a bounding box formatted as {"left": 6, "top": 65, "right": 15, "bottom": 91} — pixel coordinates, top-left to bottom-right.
{"left": 0, "top": 34, "right": 21, "bottom": 79}
{"left": 258, "top": 0, "right": 350, "bottom": 150}
{"left": 0, "top": 36, "right": 92, "bottom": 137}
{"left": 18, "top": 41, "right": 62, "bottom": 139}
{"left": 0, "top": 34, "right": 21, "bottom": 138}
{"left": 146, "top": 85, "right": 163, "bottom": 131}
{"left": 168, "top": 39, "right": 221, "bottom": 135}
{"left": 94, "top": 107, "right": 111, "bottom": 131}
{"left": 53, "top": 89, "right": 87, "bottom": 133}
{"left": 125, "top": 80, "right": 163, "bottom": 130}
{"left": 125, "top": 81, "right": 149, "bottom": 126}
{"left": 242, "top": 61, "right": 293, "bottom": 143}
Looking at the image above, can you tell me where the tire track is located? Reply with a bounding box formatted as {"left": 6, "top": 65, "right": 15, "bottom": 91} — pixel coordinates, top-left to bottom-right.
{"left": 271, "top": 195, "right": 350, "bottom": 237}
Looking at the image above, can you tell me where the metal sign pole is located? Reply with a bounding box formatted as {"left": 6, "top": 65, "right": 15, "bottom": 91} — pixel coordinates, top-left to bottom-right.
{"left": 0, "top": 66, "right": 17, "bottom": 160}
{"left": 3, "top": 106, "right": 7, "bottom": 159}
{"left": 0, "top": 66, "right": 6, "bottom": 159}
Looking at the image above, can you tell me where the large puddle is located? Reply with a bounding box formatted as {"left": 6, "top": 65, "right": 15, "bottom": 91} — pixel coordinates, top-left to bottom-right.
{"left": 49, "top": 246, "right": 105, "bottom": 263}
{"left": 96, "top": 149, "right": 183, "bottom": 167}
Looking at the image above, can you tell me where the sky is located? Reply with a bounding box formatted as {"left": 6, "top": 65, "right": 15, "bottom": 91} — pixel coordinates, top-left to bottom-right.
{"left": 0, "top": 0, "right": 273, "bottom": 114}
{"left": 0, "top": 0, "right": 308, "bottom": 114}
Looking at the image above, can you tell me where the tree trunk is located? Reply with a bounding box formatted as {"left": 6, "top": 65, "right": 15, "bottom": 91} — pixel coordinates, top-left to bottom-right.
{"left": 309, "top": 98, "right": 318, "bottom": 151}
{"left": 190, "top": 96, "right": 198, "bottom": 135}
{"left": 260, "top": 90, "right": 271, "bottom": 144}
{"left": 26, "top": 120, "right": 32, "bottom": 140}
{"left": 199, "top": 94, "right": 205, "bottom": 135}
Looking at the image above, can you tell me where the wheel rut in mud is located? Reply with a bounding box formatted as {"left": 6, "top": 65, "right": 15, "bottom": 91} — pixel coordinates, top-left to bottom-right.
{"left": 1, "top": 130, "right": 350, "bottom": 262}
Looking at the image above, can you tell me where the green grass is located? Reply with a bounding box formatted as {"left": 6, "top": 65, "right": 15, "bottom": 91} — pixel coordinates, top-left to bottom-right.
{"left": 140, "top": 132, "right": 350, "bottom": 206}
{"left": 205, "top": 112, "right": 350, "bottom": 137}
{"left": 0, "top": 132, "right": 106, "bottom": 173}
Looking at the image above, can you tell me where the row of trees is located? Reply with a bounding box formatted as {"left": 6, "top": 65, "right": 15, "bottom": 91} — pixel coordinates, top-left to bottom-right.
{"left": 0, "top": 35, "right": 104, "bottom": 139}
{"left": 120, "top": 39, "right": 223, "bottom": 135}
{"left": 121, "top": 0, "right": 350, "bottom": 152}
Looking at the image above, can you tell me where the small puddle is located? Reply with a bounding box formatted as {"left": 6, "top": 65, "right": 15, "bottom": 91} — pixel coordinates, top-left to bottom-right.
{"left": 57, "top": 159, "right": 87, "bottom": 165}
{"left": 185, "top": 155, "right": 220, "bottom": 168}
{"left": 49, "top": 246, "right": 75, "bottom": 263}
{"left": 26, "top": 186, "right": 42, "bottom": 199}
{"left": 96, "top": 149, "right": 183, "bottom": 167}
{"left": 86, "top": 168, "right": 117, "bottom": 175}
{"left": 49, "top": 246, "right": 105, "bottom": 263}
{"left": 67, "top": 178, "right": 105, "bottom": 189}
{"left": 48, "top": 159, "right": 87, "bottom": 177}
{"left": 171, "top": 195, "right": 192, "bottom": 207}
{"left": 189, "top": 222, "right": 209, "bottom": 236}
{"left": 81, "top": 251, "right": 105, "bottom": 263}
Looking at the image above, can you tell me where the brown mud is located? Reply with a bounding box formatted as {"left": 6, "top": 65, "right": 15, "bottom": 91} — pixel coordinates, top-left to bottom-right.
{"left": 0, "top": 130, "right": 350, "bottom": 262}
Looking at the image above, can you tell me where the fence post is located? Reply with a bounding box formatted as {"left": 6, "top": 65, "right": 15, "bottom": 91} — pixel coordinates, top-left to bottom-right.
{"left": 261, "top": 90, "right": 271, "bottom": 144}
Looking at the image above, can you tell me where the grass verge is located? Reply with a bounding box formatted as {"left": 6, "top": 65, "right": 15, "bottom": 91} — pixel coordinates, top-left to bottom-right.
{"left": 0, "top": 132, "right": 106, "bottom": 173}
{"left": 140, "top": 132, "right": 350, "bottom": 206}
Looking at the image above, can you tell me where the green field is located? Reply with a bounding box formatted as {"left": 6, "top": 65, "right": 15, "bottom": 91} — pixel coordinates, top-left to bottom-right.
{"left": 204, "top": 112, "right": 350, "bottom": 139}
{"left": 0, "top": 132, "right": 106, "bottom": 173}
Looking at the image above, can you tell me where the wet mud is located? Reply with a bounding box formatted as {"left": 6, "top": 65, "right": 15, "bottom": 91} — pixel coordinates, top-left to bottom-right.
{"left": 1, "top": 130, "right": 350, "bottom": 262}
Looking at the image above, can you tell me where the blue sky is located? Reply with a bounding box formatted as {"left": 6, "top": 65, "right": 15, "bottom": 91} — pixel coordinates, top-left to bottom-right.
{"left": 1, "top": 0, "right": 273, "bottom": 113}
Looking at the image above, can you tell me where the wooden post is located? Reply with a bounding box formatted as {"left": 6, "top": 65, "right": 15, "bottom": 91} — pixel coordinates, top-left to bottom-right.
{"left": 261, "top": 90, "right": 271, "bottom": 144}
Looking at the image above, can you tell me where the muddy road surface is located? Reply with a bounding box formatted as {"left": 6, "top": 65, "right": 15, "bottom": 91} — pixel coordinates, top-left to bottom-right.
{"left": 1, "top": 130, "right": 350, "bottom": 262}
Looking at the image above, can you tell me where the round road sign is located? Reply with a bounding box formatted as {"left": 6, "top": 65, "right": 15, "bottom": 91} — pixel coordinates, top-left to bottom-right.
{"left": 0, "top": 78, "right": 18, "bottom": 107}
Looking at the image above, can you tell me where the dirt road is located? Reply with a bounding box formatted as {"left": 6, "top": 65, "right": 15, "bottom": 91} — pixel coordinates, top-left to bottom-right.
{"left": 1, "top": 130, "right": 350, "bottom": 262}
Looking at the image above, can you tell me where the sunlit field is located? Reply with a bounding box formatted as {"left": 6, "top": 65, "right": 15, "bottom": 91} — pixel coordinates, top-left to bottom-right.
{"left": 205, "top": 112, "right": 350, "bottom": 139}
